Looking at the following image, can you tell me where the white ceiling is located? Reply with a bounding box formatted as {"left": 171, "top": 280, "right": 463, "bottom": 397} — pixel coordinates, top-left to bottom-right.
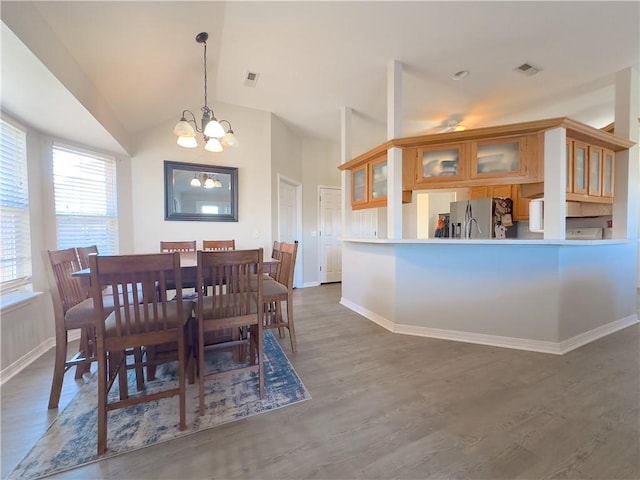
{"left": 1, "top": 1, "right": 639, "bottom": 157}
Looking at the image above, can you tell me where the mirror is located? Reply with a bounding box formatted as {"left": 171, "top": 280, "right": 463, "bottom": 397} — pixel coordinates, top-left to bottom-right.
{"left": 164, "top": 161, "right": 238, "bottom": 222}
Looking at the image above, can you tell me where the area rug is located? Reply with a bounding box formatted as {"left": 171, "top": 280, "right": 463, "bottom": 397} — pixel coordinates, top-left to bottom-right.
{"left": 9, "top": 331, "right": 310, "bottom": 479}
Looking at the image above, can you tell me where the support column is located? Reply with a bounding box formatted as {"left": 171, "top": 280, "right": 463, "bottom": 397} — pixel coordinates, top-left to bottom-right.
{"left": 340, "top": 106, "right": 353, "bottom": 236}
{"left": 612, "top": 67, "right": 639, "bottom": 241}
{"left": 387, "top": 60, "right": 403, "bottom": 239}
{"left": 543, "top": 127, "right": 567, "bottom": 239}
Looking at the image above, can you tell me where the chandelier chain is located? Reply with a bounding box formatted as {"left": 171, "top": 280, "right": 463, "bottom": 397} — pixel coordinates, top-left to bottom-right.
{"left": 202, "top": 40, "right": 208, "bottom": 112}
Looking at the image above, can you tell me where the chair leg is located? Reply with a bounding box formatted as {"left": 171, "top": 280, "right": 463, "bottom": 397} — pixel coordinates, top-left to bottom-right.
{"left": 198, "top": 324, "right": 206, "bottom": 416}
{"left": 133, "top": 347, "right": 145, "bottom": 391}
{"left": 286, "top": 296, "right": 297, "bottom": 353}
{"left": 97, "top": 346, "right": 108, "bottom": 455}
{"left": 48, "top": 331, "right": 68, "bottom": 409}
{"left": 257, "top": 326, "right": 265, "bottom": 399}
{"left": 178, "top": 336, "right": 186, "bottom": 430}
{"left": 75, "top": 328, "right": 91, "bottom": 379}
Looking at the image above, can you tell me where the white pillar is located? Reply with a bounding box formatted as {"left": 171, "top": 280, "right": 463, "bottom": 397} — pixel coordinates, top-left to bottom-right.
{"left": 340, "top": 106, "right": 353, "bottom": 236}
{"left": 612, "top": 67, "right": 639, "bottom": 241}
{"left": 543, "top": 127, "right": 567, "bottom": 239}
{"left": 387, "top": 60, "right": 403, "bottom": 239}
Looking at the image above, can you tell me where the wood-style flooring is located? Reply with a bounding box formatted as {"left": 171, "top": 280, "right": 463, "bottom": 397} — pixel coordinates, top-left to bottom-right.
{"left": 2, "top": 283, "right": 639, "bottom": 479}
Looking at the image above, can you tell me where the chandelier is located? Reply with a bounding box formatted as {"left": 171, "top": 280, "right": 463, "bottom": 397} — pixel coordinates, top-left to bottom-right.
{"left": 173, "top": 32, "right": 238, "bottom": 152}
{"left": 190, "top": 173, "right": 222, "bottom": 188}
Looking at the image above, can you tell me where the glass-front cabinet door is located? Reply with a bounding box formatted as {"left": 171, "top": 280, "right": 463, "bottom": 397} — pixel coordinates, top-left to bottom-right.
{"left": 572, "top": 141, "right": 588, "bottom": 194}
{"left": 602, "top": 149, "right": 615, "bottom": 197}
{"left": 415, "top": 144, "right": 464, "bottom": 185}
{"left": 471, "top": 137, "right": 525, "bottom": 179}
{"left": 588, "top": 146, "right": 602, "bottom": 196}
{"left": 566, "top": 141, "right": 573, "bottom": 193}
{"left": 351, "top": 165, "right": 367, "bottom": 206}
{"left": 369, "top": 157, "right": 387, "bottom": 204}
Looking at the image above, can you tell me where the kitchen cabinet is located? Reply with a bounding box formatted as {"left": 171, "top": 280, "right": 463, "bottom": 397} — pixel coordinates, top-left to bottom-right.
{"left": 349, "top": 153, "right": 412, "bottom": 210}
{"left": 470, "top": 137, "right": 527, "bottom": 180}
{"left": 572, "top": 141, "right": 588, "bottom": 195}
{"left": 351, "top": 164, "right": 367, "bottom": 207}
{"left": 602, "top": 149, "right": 615, "bottom": 197}
{"left": 566, "top": 140, "right": 573, "bottom": 193}
{"left": 415, "top": 144, "right": 465, "bottom": 185}
{"left": 588, "top": 146, "right": 602, "bottom": 196}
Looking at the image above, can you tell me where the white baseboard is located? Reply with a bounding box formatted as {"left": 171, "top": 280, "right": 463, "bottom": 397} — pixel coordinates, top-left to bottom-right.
{"left": 301, "top": 281, "right": 321, "bottom": 288}
{"left": 340, "top": 297, "right": 639, "bottom": 355}
{"left": 0, "top": 330, "right": 80, "bottom": 386}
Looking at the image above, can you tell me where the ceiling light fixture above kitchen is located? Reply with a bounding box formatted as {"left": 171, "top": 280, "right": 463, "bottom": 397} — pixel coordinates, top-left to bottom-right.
{"left": 451, "top": 70, "right": 469, "bottom": 81}
{"left": 173, "top": 32, "right": 239, "bottom": 152}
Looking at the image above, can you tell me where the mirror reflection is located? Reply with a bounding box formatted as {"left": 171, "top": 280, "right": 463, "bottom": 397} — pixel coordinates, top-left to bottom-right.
{"left": 164, "top": 161, "right": 238, "bottom": 222}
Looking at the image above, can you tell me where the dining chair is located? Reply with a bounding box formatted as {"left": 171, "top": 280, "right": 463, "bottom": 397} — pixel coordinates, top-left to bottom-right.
{"left": 263, "top": 241, "right": 298, "bottom": 352}
{"left": 195, "top": 248, "right": 265, "bottom": 415}
{"left": 44, "top": 248, "right": 97, "bottom": 409}
{"left": 76, "top": 244, "right": 99, "bottom": 270}
{"left": 89, "top": 252, "right": 194, "bottom": 455}
{"left": 202, "top": 239, "right": 235, "bottom": 251}
{"left": 268, "top": 240, "right": 282, "bottom": 279}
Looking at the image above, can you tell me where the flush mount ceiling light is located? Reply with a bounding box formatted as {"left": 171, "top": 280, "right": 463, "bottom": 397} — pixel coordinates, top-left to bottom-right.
{"left": 173, "top": 32, "right": 239, "bottom": 152}
{"left": 451, "top": 70, "right": 469, "bottom": 81}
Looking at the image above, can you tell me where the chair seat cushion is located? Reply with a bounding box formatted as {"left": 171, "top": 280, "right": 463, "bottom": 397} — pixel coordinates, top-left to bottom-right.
{"left": 105, "top": 300, "right": 195, "bottom": 337}
{"left": 197, "top": 293, "right": 258, "bottom": 318}
{"left": 263, "top": 279, "right": 287, "bottom": 297}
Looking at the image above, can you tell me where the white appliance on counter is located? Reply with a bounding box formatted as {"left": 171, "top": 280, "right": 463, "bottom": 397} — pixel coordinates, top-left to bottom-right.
{"left": 566, "top": 228, "right": 603, "bottom": 239}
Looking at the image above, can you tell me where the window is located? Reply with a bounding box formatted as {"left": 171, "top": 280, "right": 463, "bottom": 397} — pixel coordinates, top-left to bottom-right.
{"left": 0, "top": 119, "right": 31, "bottom": 290}
{"left": 53, "top": 144, "right": 118, "bottom": 254}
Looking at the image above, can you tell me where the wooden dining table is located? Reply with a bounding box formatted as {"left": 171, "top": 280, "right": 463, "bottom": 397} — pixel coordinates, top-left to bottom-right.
{"left": 72, "top": 251, "right": 279, "bottom": 288}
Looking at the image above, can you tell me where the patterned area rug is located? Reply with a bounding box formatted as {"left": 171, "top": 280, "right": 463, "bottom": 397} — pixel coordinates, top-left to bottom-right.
{"left": 9, "top": 331, "right": 310, "bottom": 479}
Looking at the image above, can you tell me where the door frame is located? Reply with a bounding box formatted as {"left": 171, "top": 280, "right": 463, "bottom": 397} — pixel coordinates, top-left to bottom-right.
{"left": 317, "top": 185, "right": 342, "bottom": 284}
{"left": 277, "top": 174, "right": 303, "bottom": 288}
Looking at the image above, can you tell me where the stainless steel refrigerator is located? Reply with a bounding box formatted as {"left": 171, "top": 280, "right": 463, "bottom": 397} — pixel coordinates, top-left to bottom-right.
{"left": 449, "top": 198, "right": 517, "bottom": 239}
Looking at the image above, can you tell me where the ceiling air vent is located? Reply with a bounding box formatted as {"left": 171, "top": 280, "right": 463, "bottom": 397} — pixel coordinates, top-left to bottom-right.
{"left": 244, "top": 71, "right": 259, "bottom": 88}
{"left": 515, "top": 63, "right": 541, "bottom": 76}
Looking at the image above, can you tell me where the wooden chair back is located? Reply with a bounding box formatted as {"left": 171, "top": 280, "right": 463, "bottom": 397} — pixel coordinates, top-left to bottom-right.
{"left": 76, "top": 245, "right": 99, "bottom": 270}
{"left": 277, "top": 241, "right": 298, "bottom": 290}
{"left": 195, "top": 248, "right": 265, "bottom": 413}
{"left": 89, "top": 251, "right": 191, "bottom": 454}
{"left": 46, "top": 248, "right": 87, "bottom": 316}
{"left": 202, "top": 239, "right": 236, "bottom": 251}
{"left": 160, "top": 240, "right": 196, "bottom": 253}
{"left": 44, "top": 248, "right": 95, "bottom": 408}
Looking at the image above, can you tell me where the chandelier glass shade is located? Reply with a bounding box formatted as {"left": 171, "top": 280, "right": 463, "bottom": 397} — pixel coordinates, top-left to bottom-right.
{"left": 190, "top": 173, "right": 222, "bottom": 188}
{"left": 174, "top": 32, "right": 238, "bottom": 152}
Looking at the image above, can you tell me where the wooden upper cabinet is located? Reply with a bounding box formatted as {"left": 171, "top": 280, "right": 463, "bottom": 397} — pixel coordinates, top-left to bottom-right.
{"left": 415, "top": 144, "right": 465, "bottom": 185}
{"left": 470, "top": 137, "right": 526, "bottom": 179}
{"left": 572, "top": 141, "right": 588, "bottom": 195}
{"left": 588, "top": 146, "right": 602, "bottom": 196}
{"left": 566, "top": 140, "right": 573, "bottom": 193}
{"left": 368, "top": 155, "right": 388, "bottom": 207}
{"left": 351, "top": 164, "right": 367, "bottom": 207}
{"left": 602, "top": 149, "right": 615, "bottom": 197}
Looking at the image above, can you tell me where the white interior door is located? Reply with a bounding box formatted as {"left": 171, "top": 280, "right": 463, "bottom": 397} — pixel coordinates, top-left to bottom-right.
{"left": 278, "top": 175, "right": 302, "bottom": 288}
{"left": 319, "top": 186, "right": 342, "bottom": 283}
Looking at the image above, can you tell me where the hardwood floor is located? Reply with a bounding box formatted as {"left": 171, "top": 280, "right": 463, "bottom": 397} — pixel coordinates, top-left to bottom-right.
{"left": 2, "top": 283, "right": 639, "bottom": 479}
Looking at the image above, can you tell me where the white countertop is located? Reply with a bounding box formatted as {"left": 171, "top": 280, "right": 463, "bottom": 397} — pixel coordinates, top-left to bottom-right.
{"left": 340, "top": 237, "right": 631, "bottom": 246}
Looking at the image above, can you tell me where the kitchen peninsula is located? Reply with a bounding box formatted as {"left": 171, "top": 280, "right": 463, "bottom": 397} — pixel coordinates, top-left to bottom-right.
{"left": 338, "top": 116, "right": 638, "bottom": 354}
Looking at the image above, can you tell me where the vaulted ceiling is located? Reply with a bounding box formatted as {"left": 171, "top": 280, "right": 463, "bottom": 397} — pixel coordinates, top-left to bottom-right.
{"left": 1, "top": 1, "right": 638, "bottom": 157}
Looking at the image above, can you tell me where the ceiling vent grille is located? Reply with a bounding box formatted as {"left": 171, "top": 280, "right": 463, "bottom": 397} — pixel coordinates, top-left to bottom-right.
{"left": 244, "top": 71, "right": 259, "bottom": 88}
{"left": 515, "top": 63, "right": 541, "bottom": 76}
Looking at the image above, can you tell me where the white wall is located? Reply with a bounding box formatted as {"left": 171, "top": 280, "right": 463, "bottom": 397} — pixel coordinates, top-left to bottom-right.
{"left": 130, "top": 102, "right": 274, "bottom": 254}
{"left": 301, "top": 137, "right": 341, "bottom": 285}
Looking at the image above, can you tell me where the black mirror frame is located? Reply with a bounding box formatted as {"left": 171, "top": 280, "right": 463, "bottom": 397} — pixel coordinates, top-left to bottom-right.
{"left": 164, "top": 160, "right": 239, "bottom": 222}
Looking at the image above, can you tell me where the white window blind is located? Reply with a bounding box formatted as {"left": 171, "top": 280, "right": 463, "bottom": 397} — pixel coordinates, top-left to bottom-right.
{"left": 0, "top": 118, "right": 32, "bottom": 289}
{"left": 53, "top": 144, "right": 118, "bottom": 254}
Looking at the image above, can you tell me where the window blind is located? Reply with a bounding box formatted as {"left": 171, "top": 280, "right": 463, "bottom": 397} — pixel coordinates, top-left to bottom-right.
{"left": 53, "top": 144, "right": 118, "bottom": 254}
{"left": 0, "top": 119, "right": 32, "bottom": 289}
